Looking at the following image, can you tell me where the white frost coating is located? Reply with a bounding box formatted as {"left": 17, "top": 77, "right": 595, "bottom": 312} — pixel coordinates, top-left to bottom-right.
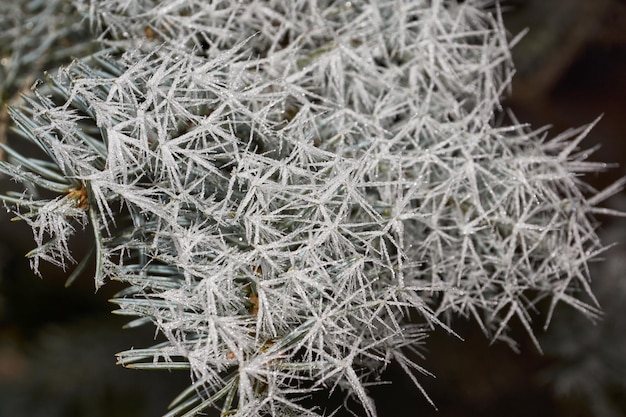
{"left": 2, "top": 1, "right": 618, "bottom": 416}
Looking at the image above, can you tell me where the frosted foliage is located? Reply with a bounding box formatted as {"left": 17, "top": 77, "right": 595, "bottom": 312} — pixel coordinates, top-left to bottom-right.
{"left": 1, "top": 1, "right": 619, "bottom": 416}
{"left": 0, "top": 0, "right": 91, "bottom": 101}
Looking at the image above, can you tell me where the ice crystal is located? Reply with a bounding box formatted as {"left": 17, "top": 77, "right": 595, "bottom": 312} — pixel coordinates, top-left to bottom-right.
{"left": 0, "top": 1, "right": 621, "bottom": 416}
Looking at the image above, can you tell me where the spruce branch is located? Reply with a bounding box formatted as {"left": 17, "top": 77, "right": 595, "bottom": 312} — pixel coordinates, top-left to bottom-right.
{"left": 0, "top": 1, "right": 623, "bottom": 416}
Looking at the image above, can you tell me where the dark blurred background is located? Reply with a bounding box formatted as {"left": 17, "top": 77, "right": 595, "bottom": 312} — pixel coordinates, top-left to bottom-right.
{"left": 1, "top": 1, "right": 625, "bottom": 416}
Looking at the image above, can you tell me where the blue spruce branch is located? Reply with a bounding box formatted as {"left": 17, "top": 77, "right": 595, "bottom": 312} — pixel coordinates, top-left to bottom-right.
{"left": 0, "top": 1, "right": 623, "bottom": 416}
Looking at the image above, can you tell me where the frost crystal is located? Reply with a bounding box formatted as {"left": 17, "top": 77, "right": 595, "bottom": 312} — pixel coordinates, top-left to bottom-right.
{"left": 0, "top": 1, "right": 621, "bottom": 416}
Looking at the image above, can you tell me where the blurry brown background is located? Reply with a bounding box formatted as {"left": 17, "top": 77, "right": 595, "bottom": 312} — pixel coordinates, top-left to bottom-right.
{"left": 1, "top": 1, "right": 625, "bottom": 416}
